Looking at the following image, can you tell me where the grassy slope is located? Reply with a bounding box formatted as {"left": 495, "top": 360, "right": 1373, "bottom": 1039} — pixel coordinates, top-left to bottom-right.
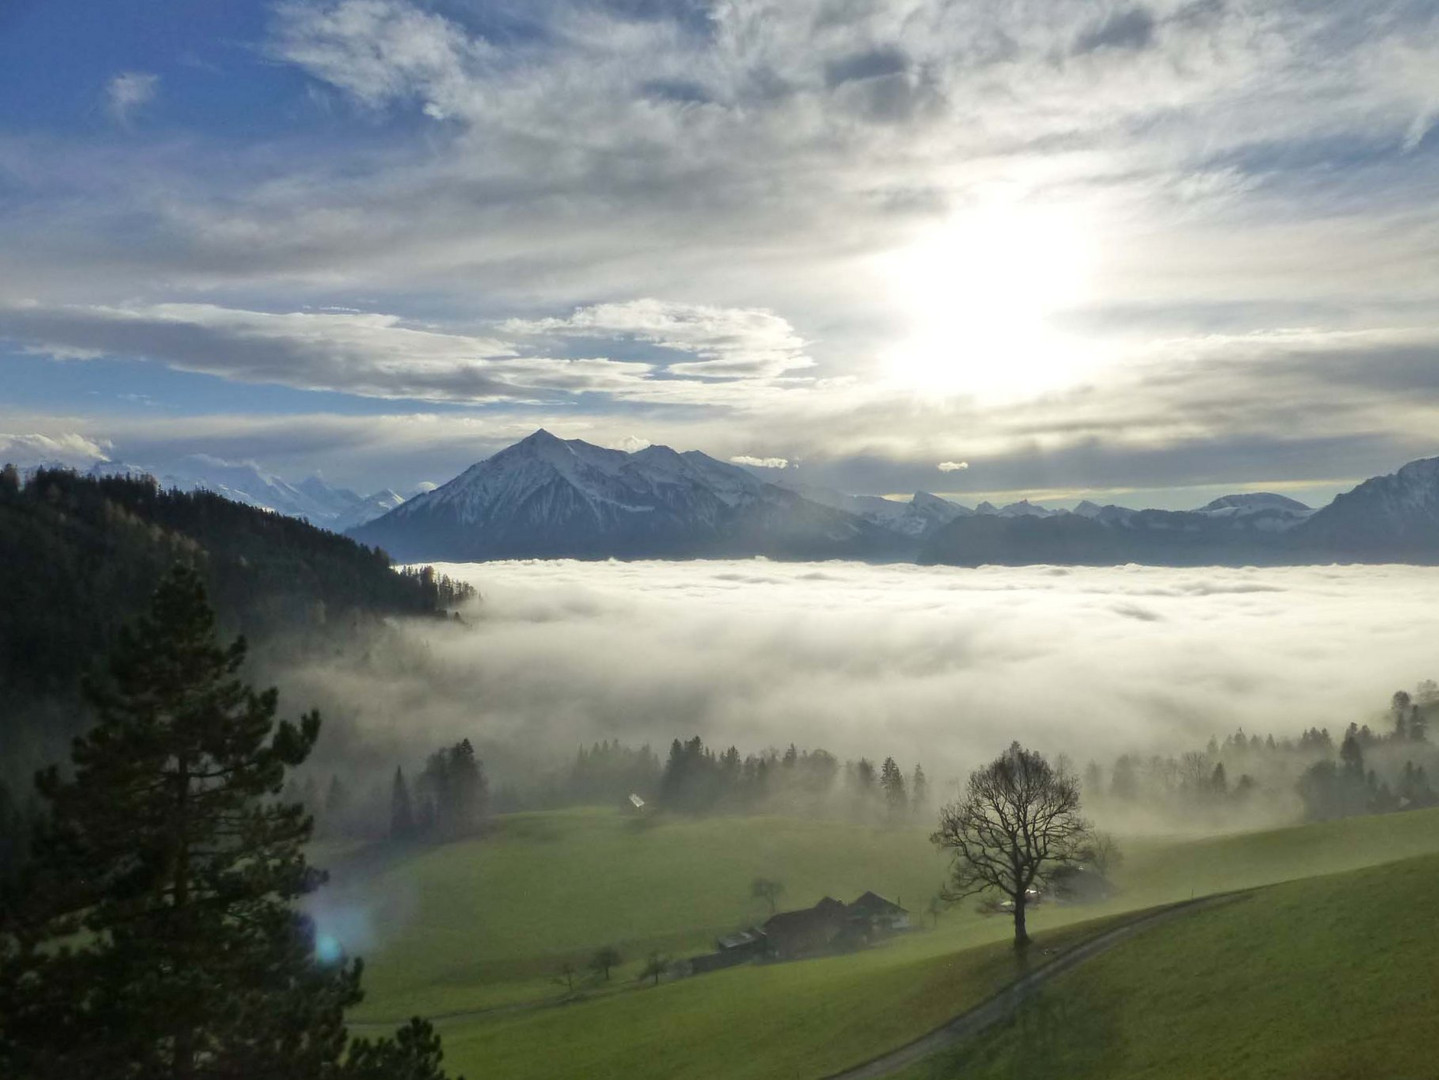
{"left": 900, "top": 852, "right": 1439, "bottom": 1080}
{"left": 329, "top": 809, "right": 949, "bottom": 1018}
{"left": 440, "top": 916, "right": 1138, "bottom": 1080}
{"left": 327, "top": 804, "right": 1439, "bottom": 1079}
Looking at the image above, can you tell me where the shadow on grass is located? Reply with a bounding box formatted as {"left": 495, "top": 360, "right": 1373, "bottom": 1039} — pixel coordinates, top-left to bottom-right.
{"left": 915, "top": 982, "right": 1124, "bottom": 1080}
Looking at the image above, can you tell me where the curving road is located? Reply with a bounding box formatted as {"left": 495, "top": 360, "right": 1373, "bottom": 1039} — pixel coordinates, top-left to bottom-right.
{"left": 821, "top": 892, "right": 1250, "bottom": 1080}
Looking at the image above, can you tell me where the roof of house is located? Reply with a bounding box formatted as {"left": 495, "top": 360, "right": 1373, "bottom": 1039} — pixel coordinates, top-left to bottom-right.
{"left": 764, "top": 897, "right": 847, "bottom": 935}
{"left": 848, "top": 891, "right": 907, "bottom": 916}
{"left": 716, "top": 929, "right": 765, "bottom": 950}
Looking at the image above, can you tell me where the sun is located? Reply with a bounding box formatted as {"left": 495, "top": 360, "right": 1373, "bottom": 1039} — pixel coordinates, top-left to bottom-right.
{"left": 876, "top": 197, "right": 1099, "bottom": 401}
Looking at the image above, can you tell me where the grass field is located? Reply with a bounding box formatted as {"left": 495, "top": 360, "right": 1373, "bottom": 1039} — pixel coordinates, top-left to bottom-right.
{"left": 896, "top": 851, "right": 1439, "bottom": 1080}
{"left": 323, "top": 804, "right": 1439, "bottom": 1078}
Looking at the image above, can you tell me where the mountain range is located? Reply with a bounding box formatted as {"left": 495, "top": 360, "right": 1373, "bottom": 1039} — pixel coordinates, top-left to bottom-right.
{"left": 17, "top": 431, "right": 1436, "bottom": 565}
{"left": 343, "top": 430, "right": 1439, "bottom": 566}
{"left": 82, "top": 456, "right": 406, "bottom": 533}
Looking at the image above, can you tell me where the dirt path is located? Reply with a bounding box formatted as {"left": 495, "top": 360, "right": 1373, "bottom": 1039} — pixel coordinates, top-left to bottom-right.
{"left": 821, "top": 892, "right": 1249, "bottom": 1080}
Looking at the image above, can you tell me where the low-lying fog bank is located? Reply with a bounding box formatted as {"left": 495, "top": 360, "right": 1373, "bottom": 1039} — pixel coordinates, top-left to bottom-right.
{"left": 282, "top": 560, "right": 1439, "bottom": 799}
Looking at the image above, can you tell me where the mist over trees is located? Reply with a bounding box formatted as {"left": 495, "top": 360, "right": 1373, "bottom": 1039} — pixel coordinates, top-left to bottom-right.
{"left": 1076, "top": 682, "right": 1438, "bottom": 831}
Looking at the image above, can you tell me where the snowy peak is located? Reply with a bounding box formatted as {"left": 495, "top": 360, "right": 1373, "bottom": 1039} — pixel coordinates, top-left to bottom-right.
{"left": 1195, "top": 492, "right": 1313, "bottom": 519}
{"left": 997, "top": 499, "right": 1061, "bottom": 518}
{"left": 352, "top": 430, "right": 898, "bottom": 561}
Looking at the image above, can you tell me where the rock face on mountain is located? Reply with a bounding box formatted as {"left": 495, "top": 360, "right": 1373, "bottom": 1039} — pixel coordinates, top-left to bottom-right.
{"left": 347, "top": 430, "right": 901, "bottom": 561}
{"left": 1292, "top": 457, "right": 1439, "bottom": 561}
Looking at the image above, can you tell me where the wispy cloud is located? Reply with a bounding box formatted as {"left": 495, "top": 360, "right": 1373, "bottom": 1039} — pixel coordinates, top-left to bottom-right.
{"left": 104, "top": 71, "right": 159, "bottom": 123}
{"left": 731, "top": 455, "right": 789, "bottom": 469}
{"left": 937, "top": 461, "right": 968, "bottom": 472}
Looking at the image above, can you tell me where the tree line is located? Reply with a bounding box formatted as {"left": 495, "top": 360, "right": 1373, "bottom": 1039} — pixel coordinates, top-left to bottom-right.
{"left": 1082, "top": 684, "right": 1437, "bottom": 827}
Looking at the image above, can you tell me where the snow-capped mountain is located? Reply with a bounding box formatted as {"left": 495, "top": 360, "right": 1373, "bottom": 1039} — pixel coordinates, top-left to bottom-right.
{"left": 88, "top": 456, "right": 403, "bottom": 533}
{"left": 920, "top": 480, "right": 1389, "bottom": 568}
{"left": 347, "top": 429, "right": 900, "bottom": 561}
{"left": 1194, "top": 492, "right": 1313, "bottom": 521}
{"left": 1294, "top": 457, "right": 1439, "bottom": 559}
{"left": 771, "top": 481, "right": 971, "bottom": 539}
{"left": 990, "top": 499, "right": 1063, "bottom": 519}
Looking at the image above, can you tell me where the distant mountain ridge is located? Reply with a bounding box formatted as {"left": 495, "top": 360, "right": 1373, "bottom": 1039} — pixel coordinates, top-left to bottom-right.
{"left": 344, "top": 431, "right": 1439, "bottom": 565}
{"left": 19, "top": 432, "right": 1433, "bottom": 565}
{"left": 85, "top": 456, "right": 404, "bottom": 532}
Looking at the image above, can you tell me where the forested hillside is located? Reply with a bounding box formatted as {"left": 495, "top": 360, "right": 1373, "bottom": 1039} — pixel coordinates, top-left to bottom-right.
{"left": 0, "top": 466, "right": 471, "bottom": 779}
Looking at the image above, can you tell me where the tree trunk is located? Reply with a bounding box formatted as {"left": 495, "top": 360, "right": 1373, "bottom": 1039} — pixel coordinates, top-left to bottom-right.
{"left": 1012, "top": 894, "right": 1029, "bottom": 950}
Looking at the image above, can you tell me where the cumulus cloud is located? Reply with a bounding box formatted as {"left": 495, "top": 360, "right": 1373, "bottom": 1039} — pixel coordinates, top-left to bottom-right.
{"left": 283, "top": 560, "right": 1439, "bottom": 798}
{"left": 937, "top": 460, "right": 969, "bottom": 472}
{"left": 731, "top": 455, "right": 789, "bottom": 469}
{"left": 104, "top": 71, "right": 159, "bottom": 123}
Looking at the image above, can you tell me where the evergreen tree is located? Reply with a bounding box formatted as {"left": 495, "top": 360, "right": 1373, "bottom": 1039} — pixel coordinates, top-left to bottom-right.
{"left": 0, "top": 566, "right": 460, "bottom": 1080}
{"left": 391, "top": 766, "right": 416, "bottom": 841}
{"left": 910, "top": 764, "right": 929, "bottom": 816}
{"left": 880, "top": 757, "right": 907, "bottom": 816}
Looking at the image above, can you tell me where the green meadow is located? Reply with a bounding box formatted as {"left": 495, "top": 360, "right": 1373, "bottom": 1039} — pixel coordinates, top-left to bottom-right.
{"left": 324, "top": 804, "right": 1439, "bottom": 1078}
{"left": 899, "top": 851, "right": 1439, "bottom": 1080}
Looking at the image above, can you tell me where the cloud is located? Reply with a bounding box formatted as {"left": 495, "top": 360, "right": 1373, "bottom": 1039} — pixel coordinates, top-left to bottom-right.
{"left": 937, "top": 460, "right": 969, "bottom": 472}
{"left": 0, "top": 298, "right": 813, "bottom": 405}
{"left": 0, "top": 432, "right": 111, "bottom": 468}
{"left": 730, "top": 455, "right": 789, "bottom": 469}
{"left": 506, "top": 300, "right": 814, "bottom": 379}
{"left": 4, "top": 0, "right": 1439, "bottom": 501}
{"left": 105, "top": 72, "right": 159, "bottom": 122}
{"left": 283, "top": 560, "right": 1439, "bottom": 802}
{"left": 1074, "top": 7, "right": 1157, "bottom": 55}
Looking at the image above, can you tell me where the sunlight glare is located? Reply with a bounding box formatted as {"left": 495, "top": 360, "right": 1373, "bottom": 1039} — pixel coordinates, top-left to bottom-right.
{"left": 878, "top": 199, "right": 1098, "bottom": 401}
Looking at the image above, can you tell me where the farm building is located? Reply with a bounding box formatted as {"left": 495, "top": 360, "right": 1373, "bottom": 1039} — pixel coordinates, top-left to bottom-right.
{"left": 846, "top": 891, "right": 910, "bottom": 931}
{"left": 762, "top": 897, "right": 850, "bottom": 959}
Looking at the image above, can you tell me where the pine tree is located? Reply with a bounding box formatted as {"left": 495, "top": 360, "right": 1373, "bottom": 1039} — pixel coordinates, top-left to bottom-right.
{"left": 910, "top": 764, "right": 929, "bottom": 816}
{"left": 0, "top": 566, "right": 460, "bottom": 1079}
{"left": 880, "top": 757, "right": 907, "bottom": 816}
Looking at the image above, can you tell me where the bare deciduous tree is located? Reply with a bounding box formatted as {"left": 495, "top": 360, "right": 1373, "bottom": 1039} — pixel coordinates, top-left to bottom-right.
{"left": 931, "top": 742, "right": 1090, "bottom": 949}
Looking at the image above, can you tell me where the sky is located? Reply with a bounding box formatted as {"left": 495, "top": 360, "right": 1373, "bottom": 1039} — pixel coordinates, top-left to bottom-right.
{"left": 2, "top": 0, "right": 1439, "bottom": 506}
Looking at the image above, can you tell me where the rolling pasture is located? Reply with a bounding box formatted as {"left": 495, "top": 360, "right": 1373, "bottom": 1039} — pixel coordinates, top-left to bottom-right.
{"left": 899, "top": 851, "right": 1439, "bottom": 1079}
{"left": 324, "top": 805, "right": 1439, "bottom": 1079}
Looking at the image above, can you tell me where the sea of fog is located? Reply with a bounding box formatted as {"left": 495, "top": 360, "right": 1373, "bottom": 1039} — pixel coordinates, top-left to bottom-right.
{"left": 288, "top": 560, "right": 1439, "bottom": 789}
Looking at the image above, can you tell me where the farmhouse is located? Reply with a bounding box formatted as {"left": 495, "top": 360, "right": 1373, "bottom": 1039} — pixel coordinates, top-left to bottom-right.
{"left": 762, "top": 897, "right": 850, "bottom": 959}
{"left": 847, "top": 891, "right": 909, "bottom": 931}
